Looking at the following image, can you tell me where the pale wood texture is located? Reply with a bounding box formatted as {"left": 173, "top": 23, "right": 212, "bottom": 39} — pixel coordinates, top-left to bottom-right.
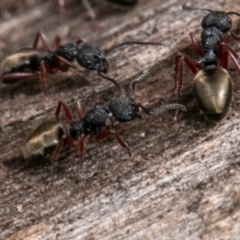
{"left": 1, "top": 0, "right": 240, "bottom": 239}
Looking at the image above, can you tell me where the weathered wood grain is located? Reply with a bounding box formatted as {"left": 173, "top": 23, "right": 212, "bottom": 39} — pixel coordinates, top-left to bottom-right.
{"left": 1, "top": 0, "right": 240, "bottom": 239}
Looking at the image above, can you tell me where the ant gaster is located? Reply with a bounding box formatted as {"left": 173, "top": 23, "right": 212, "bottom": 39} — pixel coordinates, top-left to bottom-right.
{"left": 173, "top": 3, "right": 240, "bottom": 121}
{"left": 23, "top": 121, "right": 65, "bottom": 160}
{"left": 0, "top": 48, "right": 48, "bottom": 95}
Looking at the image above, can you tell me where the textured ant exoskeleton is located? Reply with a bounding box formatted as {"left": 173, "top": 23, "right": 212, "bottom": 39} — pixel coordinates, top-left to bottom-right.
{"left": 172, "top": 3, "right": 240, "bottom": 121}
{"left": 108, "top": 70, "right": 187, "bottom": 123}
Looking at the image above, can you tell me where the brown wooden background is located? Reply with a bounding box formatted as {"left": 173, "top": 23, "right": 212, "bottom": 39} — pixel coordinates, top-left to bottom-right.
{"left": 1, "top": 0, "right": 240, "bottom": 239}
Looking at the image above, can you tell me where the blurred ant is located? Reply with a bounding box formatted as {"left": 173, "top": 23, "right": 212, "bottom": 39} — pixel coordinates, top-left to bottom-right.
{"left": 0, "top": 48, "right": 48, "bottom": 95}
{"left": 58, "top": 0, "right": 138, "bottom": 21}
{"left": 0, "top": 32, "right": 80, "bottom": 96}
{"left": 173, "top": 3, "right": 240, "bottom": 121}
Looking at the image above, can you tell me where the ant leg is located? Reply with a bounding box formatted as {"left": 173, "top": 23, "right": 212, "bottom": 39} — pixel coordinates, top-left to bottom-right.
{"left": 33, "top": 31, "right": 49, "bottom": 52}
{"left": 0, "top": 73, "right": 39, "bottom": 82}
{"left": 189, "top": 32, "right": 204, "bottom": 57}
{"left": 82, "top": 0, "right": 97, "bottom": 21}
{"left": 95, "top": 130, "right": 131, "bottom": 157}
{"left": 58, "top": 0, "right": 65, "bottom": 13}
{"left": 55, "top": 100, "right": 73, "bottom": 124}
{"left": 76, "top": 136, "right": 86, "bottom": 182}
{"left": 39, "top": 63, "right": 48, "bottom": 98}
{"left": 82, "top": 0, "right": 99, "bottom": 28}
{"left": 55, "top": 35, "right": 61, "bottom": 48}
{"left": 221, "top": 43, "right": 240, "bottom": 73}
{"left": 55, "top": 55, "right": 79, "bottom": 71}
{"left": 105, "top": 40, "right": 165, "bottom": 54}
{"left": 172, "top": 52, "right": 200, "bottom": 100}
{"left": 230, "top": 32, "right": 240, "bottom": 41}
{"left": 131, "top": 70, "right": 151, "bottom": 100}
{"left": 76, "top": 101, "right": 84, "bottom": 120}
{"left": 51, "top": 137, "right": 65, "bottom": 186}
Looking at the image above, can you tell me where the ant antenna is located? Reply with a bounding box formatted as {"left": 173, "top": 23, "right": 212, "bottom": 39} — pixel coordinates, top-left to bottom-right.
{"left": 182, "top": 3, "right": 212, "bottom": 13}
{"left": 98, "top": 71, "right": 125, "bottom": 96}
{"left": 131, "top": 70, "right": 151, "bottom": 100}
{"left": 227, "top": 11, "right": 240, "bottom": 17}
{"left": 150, "top": 103, "right": 187, "bottom": 115}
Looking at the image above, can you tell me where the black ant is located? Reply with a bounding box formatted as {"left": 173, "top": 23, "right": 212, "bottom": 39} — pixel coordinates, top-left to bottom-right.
{"left": 33, "top": 31, "right": 164, "bottom": 93}
{"left": 172, "top": 3, "right": 240, "bottom": 121}
{"left": 23, "top": 70, "right": 186, "bottom": 183}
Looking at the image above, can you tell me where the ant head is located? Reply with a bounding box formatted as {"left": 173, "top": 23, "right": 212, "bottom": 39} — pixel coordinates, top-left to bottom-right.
{"left": 76, "top": 43, "right": 109, "bottom": 73}
{"left": 202, "top": 11, "right": 232, "bottom": 33}
{"left": 108, "top": 98, "right": 141, "bottom": 123}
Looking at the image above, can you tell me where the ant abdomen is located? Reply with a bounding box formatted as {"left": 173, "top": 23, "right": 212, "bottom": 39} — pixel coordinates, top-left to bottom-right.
{"left": 193, "top": 67, "right": 232, "bottom": 121}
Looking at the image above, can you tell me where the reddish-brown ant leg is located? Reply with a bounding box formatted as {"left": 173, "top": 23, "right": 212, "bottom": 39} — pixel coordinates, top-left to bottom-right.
{"left": 76, "top": 136, "right": 86, "bottom": 181}
{"left": 95, "top": 130, "right": 131, "bottom": 157}
{"left": 221, "top": 43, "right": 240, "bottom": 73}
{"left": 55, "top": 55, "right": 79, "bottom": 71}
{"left": 189, "top": 32, "right": 204, "bottom": 57}
{"left": 55, "top": 35, "right": 61, "bottom": 48}
{"left": 55, "top": 100, "right": 73, "bottom": 124}
{"left": 230, "top": 32, "right": 240, "bottom": 41}
{"left": 171, "top": 53, "right": 200, "bottom": 99}
{"left": 51, "top": 137, "right": 65, "bottom": 185}
{"left": 76, "top": 101, "right": 84, "bottom": 120}
{"left": 33, "top": 31, "right": 49, "bottom": 52}
{"left": 0, "top": 72, "right": 39, "bottom": 82}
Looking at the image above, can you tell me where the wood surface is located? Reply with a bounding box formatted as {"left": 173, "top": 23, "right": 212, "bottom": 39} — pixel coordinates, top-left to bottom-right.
{"left": 1, "top": 0, "right": 240, "bottom": 239}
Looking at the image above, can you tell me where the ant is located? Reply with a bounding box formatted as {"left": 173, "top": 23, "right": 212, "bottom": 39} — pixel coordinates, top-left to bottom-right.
{"left": 0, "top": 33, "right": 80, "bottom": 96}
{"left": 23, "top": 70, "right": 186, "bottom": 183}
{"left": 23, "top": 120, "right": 65, "bottom": 160}
{"left": 172, "top": 3, "right": 240, "bottom": 121}
{"left": 33, "top": 31, "right": 164, "bottom": 93}
{"left": 0, "top": 48, "right": 48, "bottom": 95}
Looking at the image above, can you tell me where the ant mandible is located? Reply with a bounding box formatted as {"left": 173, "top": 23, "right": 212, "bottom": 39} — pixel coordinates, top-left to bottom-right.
{"left": 173, "top": 3, "right": 240, "bottom": 121}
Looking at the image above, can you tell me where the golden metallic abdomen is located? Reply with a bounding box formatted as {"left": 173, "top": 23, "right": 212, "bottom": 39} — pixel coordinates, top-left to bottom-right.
{"left": 193, "top": 67, "right": 232, "bottom": 121}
